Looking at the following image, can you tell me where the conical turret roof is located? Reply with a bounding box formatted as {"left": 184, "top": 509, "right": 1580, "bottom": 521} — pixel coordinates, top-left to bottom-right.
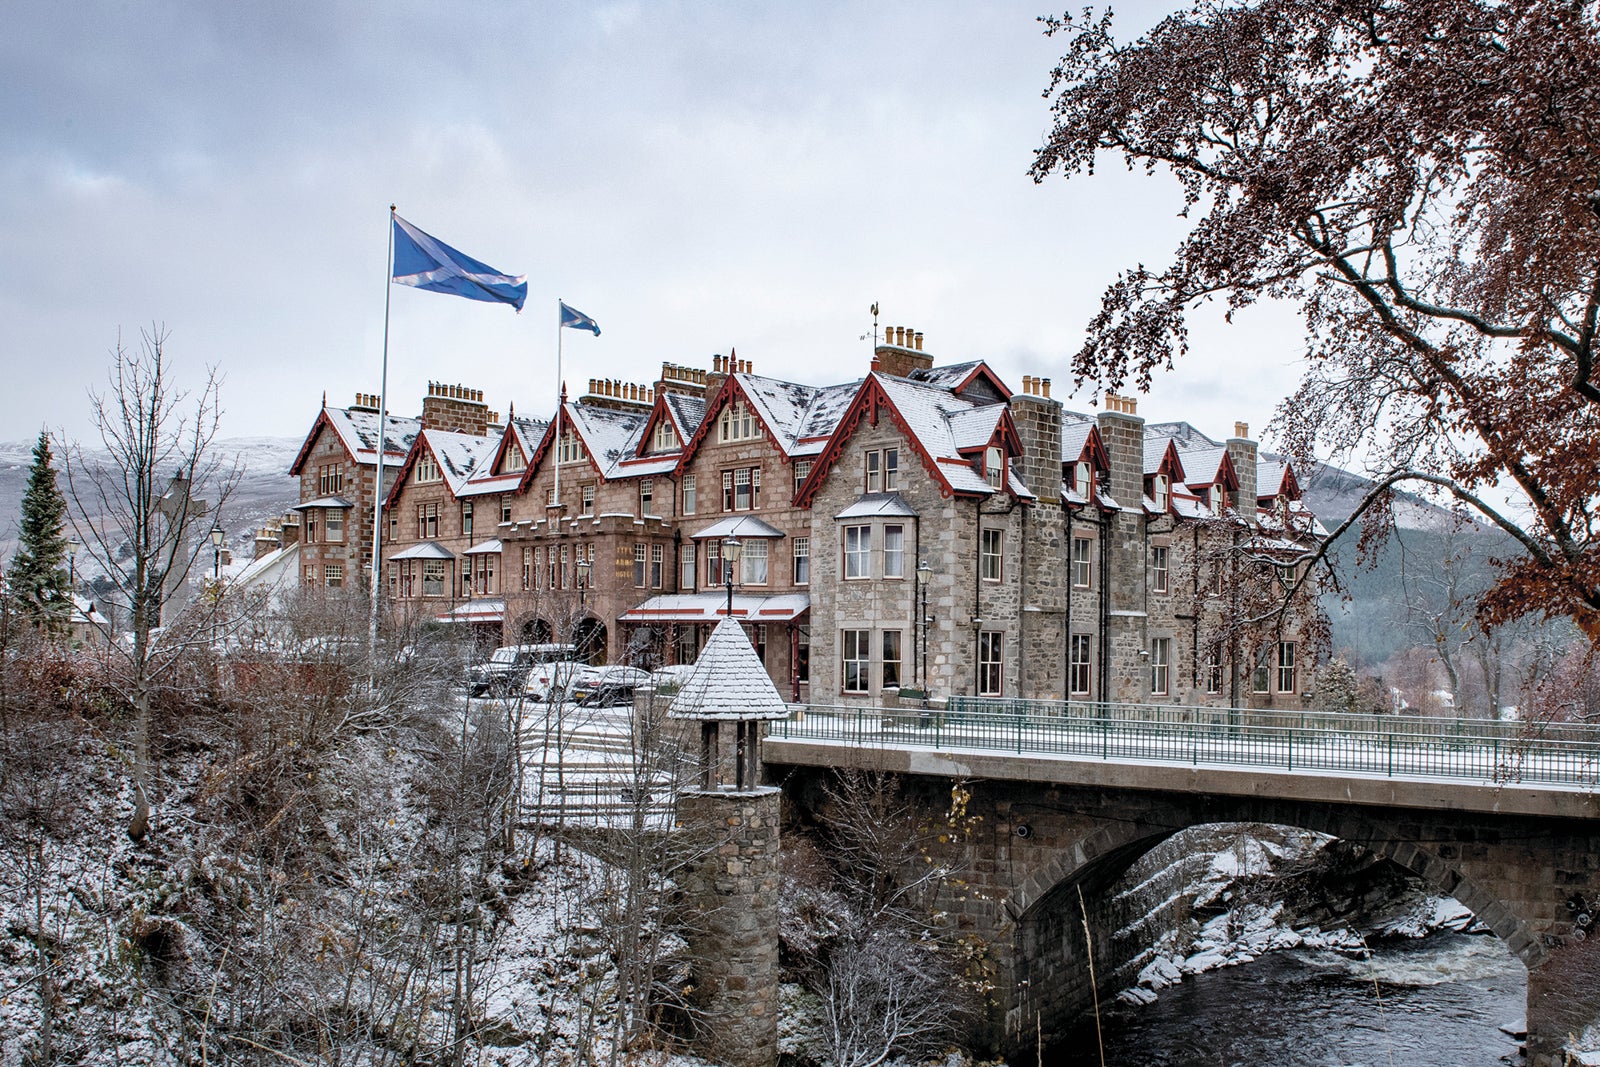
{"left": 667, "top": 616, "right": 790, "bottom": 721}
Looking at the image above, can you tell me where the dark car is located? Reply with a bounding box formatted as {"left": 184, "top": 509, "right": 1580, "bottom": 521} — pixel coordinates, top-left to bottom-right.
{"left": 466, "top": 643, "right": 576, "bottom": 697}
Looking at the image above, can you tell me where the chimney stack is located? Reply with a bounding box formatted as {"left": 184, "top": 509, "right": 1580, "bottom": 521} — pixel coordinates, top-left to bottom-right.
{"left": 874, "top": 323, "right": 934, "bottom": 378}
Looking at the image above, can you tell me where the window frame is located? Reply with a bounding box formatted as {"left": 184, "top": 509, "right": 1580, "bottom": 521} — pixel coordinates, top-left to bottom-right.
{"left": 1276, "top": 642, "right": 1297, "bottom": 694}
{"left": 1070, "top": 634, "right": 1091, "bottom": 696}
{"left": 980, "top": 528, "right": 1003, "bottom": 583}
{"left": 680, "top": 543, "right": 697, "bottom": 590}
{"left": 978, "top": 631, "right": 1004, "bottom": 696}
{"left": 1072, "top": 537, "right": 1092, "bottom": 589}
{"left": 841, "top": 629, "right": 871, "bottom": 693}
{"left": 741, "top": 539, "right": 769, "bottom": 586}
{"left": 843, "top": 525, "right": 871, "bottom": 580}
{"left": 884, "top": 524, "right": 904, "bottom": 579}
{"left": 882, "top": 630, "right": 903, "bottom": 689}
{"left": 793, "top": 536, "right": 810, "bottom": 585}
{"left": 1152, "top": 544, "right": 1169, "bottom": 594}
{"left": 682, "top": 474, "right": 696, "bottom": 515}
{"left": 1151, "top": 638, "right": 1170, "bottom": 695}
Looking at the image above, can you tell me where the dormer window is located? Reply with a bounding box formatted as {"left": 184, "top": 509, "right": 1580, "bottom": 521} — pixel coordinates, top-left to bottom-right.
{"left": 985, "top": 446, "right": 1005, "bottom": 490}
{"left": 650, "top": 419, "right": 679, "bottom": 453}
{"left": 415, "top": 453, "right": 440, "bottom": 484}
{"left": 1211, "top": 486, "right": 1225, "bottom": 515}
{"left": 558, "top": 431, "right": 587, "bottom": 465}
{"left": 504, "top": 446, "right": 526, "bottom": 473}
{"left": 1151, "top": 473, "right": 1169, "bottom": 511}
{"left": 718, "top": 400, "right": 758, "bottom": 443}
{"left": 1075, "top": 460, "right": 1092, "bottom": 495}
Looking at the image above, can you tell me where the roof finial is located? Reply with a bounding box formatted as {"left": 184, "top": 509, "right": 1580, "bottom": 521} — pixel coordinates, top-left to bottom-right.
{"left": 321, "top": 390, "right": 327, "bottom": 409}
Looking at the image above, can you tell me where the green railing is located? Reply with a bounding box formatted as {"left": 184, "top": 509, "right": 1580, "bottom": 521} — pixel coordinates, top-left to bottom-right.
{"left": 769, "top": 699, "right": 1600, "bottom": 788}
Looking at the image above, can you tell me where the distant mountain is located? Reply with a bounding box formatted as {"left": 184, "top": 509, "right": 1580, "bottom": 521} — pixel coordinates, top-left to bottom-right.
{"left": 0, "top": 436, "right": 301, "bottom": 578}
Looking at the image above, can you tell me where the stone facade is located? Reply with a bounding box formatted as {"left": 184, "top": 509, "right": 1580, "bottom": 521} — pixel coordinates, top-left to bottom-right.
{"left": 289, "top": 336, "right": 1320, "bottom": 706}
{"left": 677, "top": 789, "right": 782, "bottom": 1067}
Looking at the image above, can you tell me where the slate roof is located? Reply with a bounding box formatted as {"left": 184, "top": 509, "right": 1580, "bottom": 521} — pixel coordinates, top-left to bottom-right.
{"left": 907, "top": 361, "right": 984, "bottom": 391}
{"left": 690, "top": 516, "right": 787, "bottom": 539}
{"left": 872, "top": 372, "right": 1018, "bottom": 496}
{"left": 1061, "top": 420, "right": 1096, "bottom": 463}
{"left": 421, "top": 428, "right": 500, "bottom": 495}
{"left": 1177, "top": 446, "right": 1229, "bottom": 486}
{"left": 389, "top": 541, "right": 454, "bottom": 560}
{"left": 323, "top": 408, "right": 421, "bottom": 464}
{"left": 293, "top": 495, "right": 355, "bottom": 510}
{"left": 1258, "top": 459, "right": 1289, "bottom": 497}
{"left": 622, "top": 592, "right": 809, "bottom": 623}
{"left": 732, "top": 372, "right": 861, "bottom": 457}
{"left": 667, "top": 616, "right": 790, "bottom": 721}
{"left": 835, "top": 493, "right": 918, "bottom": 519}
{"left": 663, "top": 392, "right": 708, "bottom": 441}
{"left": 566, "top": 402, "right": 654, "bottom": 479}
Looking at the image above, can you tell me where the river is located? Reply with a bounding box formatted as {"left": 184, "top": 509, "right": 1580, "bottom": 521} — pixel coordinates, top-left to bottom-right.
{"left": 1045, "top": 931, "right": 1526, "bottom": 1066}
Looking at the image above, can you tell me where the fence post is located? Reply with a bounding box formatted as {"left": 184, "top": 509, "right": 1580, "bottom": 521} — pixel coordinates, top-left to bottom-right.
{"left": 1387, "top": 731, "right": 1393, "bottom": 778}
{"left": 1287, "top": 728, "right": 1293, "bottom": 772}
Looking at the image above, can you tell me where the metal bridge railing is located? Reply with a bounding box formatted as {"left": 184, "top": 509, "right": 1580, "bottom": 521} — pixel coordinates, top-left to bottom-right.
{"left": 769, "top": 699, "right": 1600, "bottom": 788}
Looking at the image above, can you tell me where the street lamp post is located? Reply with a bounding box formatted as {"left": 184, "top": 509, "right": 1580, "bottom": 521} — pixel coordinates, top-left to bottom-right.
{"left": 210, "top": 522, "right": 225, "bottom": 582}
{"left": 68, "top": 537, "right": 81, "bottom": 588}
{"left": 576, "top": 557, "right": 591, "bottom": 611}
{"left": 722, "top": 536, "right": 742, "bottom": 618}
{"left": 916, "top": 559, "right": 932, "bottom": 707}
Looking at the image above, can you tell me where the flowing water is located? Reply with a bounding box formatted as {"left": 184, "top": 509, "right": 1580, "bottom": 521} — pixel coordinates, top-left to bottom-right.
{"left": 1044, "top": 932, "right": 1526, "bottom": 1067}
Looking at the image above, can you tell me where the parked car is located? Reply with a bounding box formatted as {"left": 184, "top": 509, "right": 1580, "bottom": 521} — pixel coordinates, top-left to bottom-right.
{"left": 569, "top": 665, "right": 652, "bottom": 706}
{"left": 467, "top": 643, "right": 577, "bottom": 696}
{"left": 523, "top": 659, "right": 587, "bottom": 701}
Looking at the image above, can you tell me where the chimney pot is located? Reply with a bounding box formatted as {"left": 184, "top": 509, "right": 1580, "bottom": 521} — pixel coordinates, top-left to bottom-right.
{"left": 914, "top": 331, "right": 923, "bottom": 351}
{"left": 1234, "top": 421, "right": 1250, "bottom": 438}
{"left": 1041, "top": 378, "right": 1051, "bottom": 398}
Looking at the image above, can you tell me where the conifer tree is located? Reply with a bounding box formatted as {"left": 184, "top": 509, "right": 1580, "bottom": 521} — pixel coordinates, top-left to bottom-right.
{"left": 9, "top": 430, "right": 73, "bottom": 630}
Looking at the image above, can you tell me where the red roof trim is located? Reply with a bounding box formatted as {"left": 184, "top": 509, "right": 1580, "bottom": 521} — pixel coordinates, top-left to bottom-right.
{"left": 634, "top": 395, "right": 682, "bottom": 458}
{"left": 954, "top": 363, "right": 1013, "bottom": 400}
{"left": 289, "top": 410, "right": 344, "bottom": 476}
{"left": 795, "top": 376, "right": 956, "bottom": 507}
{"left": 518, "top": 405, "right": 606, "bottom": 493}
{"left": 672, "top": 375, "right": 786, "bottom": 477}
{"left": 383, "top": 434, "right": 430, "bottom": 510}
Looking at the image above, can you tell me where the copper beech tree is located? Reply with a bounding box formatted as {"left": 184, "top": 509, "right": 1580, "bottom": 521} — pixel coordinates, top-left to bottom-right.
{"left": 1032, "top": 0, "right": 1600, "bottom": 641}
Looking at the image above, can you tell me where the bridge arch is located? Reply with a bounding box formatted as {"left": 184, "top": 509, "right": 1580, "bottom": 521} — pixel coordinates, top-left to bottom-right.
{"left": 1003, "top": 795, "right": 1540, "bottom": 966}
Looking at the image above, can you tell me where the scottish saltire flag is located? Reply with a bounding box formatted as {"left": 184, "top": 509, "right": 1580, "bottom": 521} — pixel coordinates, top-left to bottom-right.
{"left": 559, "top": 301, "right": 601, "bottom": 335}
{"left": 392, "top": 215, "right": 528, "bottom": 311}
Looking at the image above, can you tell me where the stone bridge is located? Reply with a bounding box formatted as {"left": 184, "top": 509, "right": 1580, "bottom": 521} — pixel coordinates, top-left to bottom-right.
{"left": 766, "top": 711, "right": 1600, "bottom": 1067}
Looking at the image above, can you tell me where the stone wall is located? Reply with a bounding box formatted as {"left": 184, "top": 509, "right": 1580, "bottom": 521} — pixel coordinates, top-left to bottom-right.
{"left": 678, "top": 789, "right": 781, "bottom": 1067}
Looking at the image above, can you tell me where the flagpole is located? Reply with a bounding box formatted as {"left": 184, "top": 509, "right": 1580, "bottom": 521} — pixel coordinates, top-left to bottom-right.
{"left": 554, "top": 298, "right": 563, "bottom": 526}
{"left": 370, "top": 204, "right": 395, "bottom": 656}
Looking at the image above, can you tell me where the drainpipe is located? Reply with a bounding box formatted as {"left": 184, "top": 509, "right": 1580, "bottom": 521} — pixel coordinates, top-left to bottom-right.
{"left": 1190, "top": 525, "right": 1200, "bottom": 694}
{"left": 1065, "top": 505, "right": 1077, "bottom": 700}
{"left": 1018, "top": 502, "right": 1029, "bottom": 699}
{"left": 1098, "top": 510, "right": 1112, "bottom": 703}
{"left": 973, "top": 497, "right": 983, "bottom": 697}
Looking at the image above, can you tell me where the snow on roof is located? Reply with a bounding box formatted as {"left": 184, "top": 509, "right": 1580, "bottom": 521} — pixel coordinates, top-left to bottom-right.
{"left": 567, "top": 402, "right": 652, "bottom": 479}
{"left": 1258, "top": 459, "right": 1288, "bottom": 497}
{"left": 509, "top": 416, "right": 548, "bottom": 458}
{"left": 458, "top": 472, "right": 523, "bottom": 497}
{"left": 1143, "top": 437, "right": 1173, "bottom": 475}
{"left": 463, "top": 538, "right": 503, "bottom": 555}
{"left": 732, "top": 373, "right": 861, "bottom": 457}
{"left": 1177, "top": 446, "right": 1228, "bottom": 486}
{"left": 322, "top": 407, "right": 420, "bottom": 465}
{"left": 622, "top": 592, "right": 809, "bottom": 624}
{"left": 873, "top": 372, "right": 1018, "bottom": 497}
{"left": 835, "top": 492, "right": 918, "bottom": 519}
{"left": 949, "top": 405, "right": 1005, "bottom": 450}
{"left": 663, "top": 392, "right": 707, "bottom": 441}
{"left": 421, "top": 428, "right": 499, "bottom": 494}
{"left": 908, "top": 361, "right": 983, "bottom": 390}
{"left": 293, "top": 495, "right": 355, "bottom": 510}
{"left": 389, "top": 541, "right": 454, "bottom": 560}
{"left": 668, "top": 616, "right": 790, "bottom": 721}
{"left": 690, "top": 515, "right": 787, "bottom": 539}
{"left": 1061, "top": 421, "right": 1096, "bottom": 462}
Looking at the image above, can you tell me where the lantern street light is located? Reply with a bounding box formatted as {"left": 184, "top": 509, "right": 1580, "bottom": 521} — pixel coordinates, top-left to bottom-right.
{"left": 68, "top": 536, "right": 81, "bottom": 588}
{"left": 576, "top": 556, "right": 592, "bottom": 612}
{"left": 916, "top": 559, "right": 932, "bottom": 707}
{"left": 721, "top": 536, "right": 742, "bottom": 618}
{"left": 210, "top": 522, "right": 225, "bottom": 582}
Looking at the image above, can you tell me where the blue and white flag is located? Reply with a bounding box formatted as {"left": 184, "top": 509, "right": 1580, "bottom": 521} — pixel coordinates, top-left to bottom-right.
{"left": 559, "top": 301, "right": 601, "bottom": 335}
{"left": 392, "top": 215, "right": 528, "bottom": 311}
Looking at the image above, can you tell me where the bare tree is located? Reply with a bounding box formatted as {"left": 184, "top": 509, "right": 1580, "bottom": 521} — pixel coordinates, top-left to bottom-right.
{"left": 61, "top": 327, "right": 238, "bottom": 841}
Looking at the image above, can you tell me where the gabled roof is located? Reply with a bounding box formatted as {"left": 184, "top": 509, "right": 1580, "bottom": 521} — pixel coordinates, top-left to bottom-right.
{"left": 384, "top": 427, "right": 498, "bottom": 507}
{"left": 484, "top": 415, "right": 547, "bottom": 478}
{"left": 1257, "top": 458, "right": 1302, "bottom": 500}
{"left": 674, "top": 371, "right": 861, "bottom": 472}
{"left": 522, "top": 399, "right": 656, "bottom": 486}
{"left": 289, "top": 406, "right": 421, "bottom": 475}
{"left": 1142, "top": 437, "right": 1186, "bottom": 481}
{"left": 690, "top": 515, "right": 788, "bottom": 540}
{"left": 667, "top": 616, "right": 790, "bottom": 721}
{"left": 796, "top": 371, "right": 1029, "bottom": 506}
{"left": 835, "top": 492, "right": 918, "bottom": 519}
{"left": 1176, "top": 446, "right": 1238, "bottom": 491}
{"left": 906, "top": 361, "right": 1013, "bottom": 403}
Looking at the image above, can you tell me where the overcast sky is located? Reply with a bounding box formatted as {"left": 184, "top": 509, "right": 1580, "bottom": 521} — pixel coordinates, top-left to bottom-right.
{"left": 2, "top": 1, "right": 1306, "bottom": 450}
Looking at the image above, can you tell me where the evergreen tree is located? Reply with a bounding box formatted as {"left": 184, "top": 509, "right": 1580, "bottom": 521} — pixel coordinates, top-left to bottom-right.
{"left": 10, "top": 430, "right": 73, "bottom": 630}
